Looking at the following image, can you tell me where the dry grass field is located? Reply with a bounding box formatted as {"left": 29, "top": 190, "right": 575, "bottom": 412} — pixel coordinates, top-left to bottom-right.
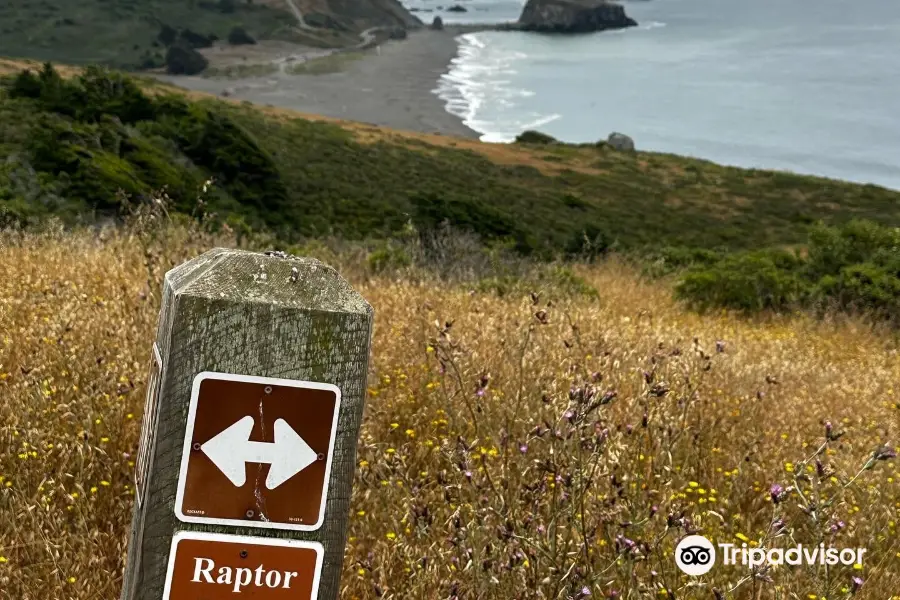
{"left": 0, "top": 215, "right": 898, "bottom": 599}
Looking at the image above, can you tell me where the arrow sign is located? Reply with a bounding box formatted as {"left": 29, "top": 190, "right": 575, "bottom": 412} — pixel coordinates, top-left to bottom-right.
{"left": 201, "top": 416, "right": 318, "bottom": 490}
{"left": 175, "top": 373, "right": 341, "bottom": 531}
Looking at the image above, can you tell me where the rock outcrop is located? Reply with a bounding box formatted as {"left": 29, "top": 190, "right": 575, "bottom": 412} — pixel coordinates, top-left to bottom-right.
{"left": 518, "top": 0, "right": 637, "bottom": 33}
{"left": 607, "top": 132, "right": 635, "bottom": 151}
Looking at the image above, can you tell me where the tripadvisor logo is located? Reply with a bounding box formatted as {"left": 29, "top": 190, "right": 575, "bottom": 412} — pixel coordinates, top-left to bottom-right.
{"left": 674, "top": 535, "right": 868, "bottom": 576}
{"left": 675, "top": 535, "right": 716, "bottom": 575}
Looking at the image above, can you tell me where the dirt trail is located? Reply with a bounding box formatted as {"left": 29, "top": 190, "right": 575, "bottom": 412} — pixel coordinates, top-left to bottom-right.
{"left": 270, "top": 0, "right": 386, "bottom": 73}
{"left": 283, "top": 0, "right": 315, "bottom": 30}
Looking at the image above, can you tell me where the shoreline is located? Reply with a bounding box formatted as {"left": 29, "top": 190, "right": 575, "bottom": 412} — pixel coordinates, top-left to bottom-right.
{"left": 155, "top": 29, "right": 482, "bottom": 140}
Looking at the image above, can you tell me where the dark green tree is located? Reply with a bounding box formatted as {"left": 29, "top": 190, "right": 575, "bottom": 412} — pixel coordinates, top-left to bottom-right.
{"left": 164, "top": 43, "right": 208, "bottom": 75}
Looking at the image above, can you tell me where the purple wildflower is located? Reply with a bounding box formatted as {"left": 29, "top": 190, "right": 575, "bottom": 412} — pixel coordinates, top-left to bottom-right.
{"left": 615, "top": 534, "right": 636, "bottom": 553}
{"left": 770, "top": 483, "right": 786, "bottom": 504}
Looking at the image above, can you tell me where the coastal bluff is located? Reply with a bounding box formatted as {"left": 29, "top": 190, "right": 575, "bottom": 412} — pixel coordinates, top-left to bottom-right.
{"left": 518, "top": 0, "right": 637, "bottom": 33}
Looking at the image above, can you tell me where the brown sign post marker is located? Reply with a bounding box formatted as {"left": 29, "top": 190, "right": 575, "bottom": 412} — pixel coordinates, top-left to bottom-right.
{"left": 163, "top": 532, "right": 323, "bottom": 599}
{"left": 175, "top": 373, "right": 341, "bottom": 530}
{"left": 120, "top": 249, "right": 373, "bottom": 600}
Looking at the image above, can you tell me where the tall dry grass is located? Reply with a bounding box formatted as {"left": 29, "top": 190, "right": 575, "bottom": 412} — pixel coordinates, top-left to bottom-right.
{"left": 0, "top": 214, "right": 897, "bottom": 600}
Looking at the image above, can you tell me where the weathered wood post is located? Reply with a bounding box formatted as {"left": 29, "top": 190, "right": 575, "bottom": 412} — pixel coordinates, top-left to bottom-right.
{"left": 121, "top": 248, "right": 373, "bottom": 600}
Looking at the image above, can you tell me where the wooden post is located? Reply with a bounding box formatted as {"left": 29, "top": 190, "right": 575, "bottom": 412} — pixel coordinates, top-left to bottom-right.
{"left": 121, "top": 248, "right": 373, "bottom": 600}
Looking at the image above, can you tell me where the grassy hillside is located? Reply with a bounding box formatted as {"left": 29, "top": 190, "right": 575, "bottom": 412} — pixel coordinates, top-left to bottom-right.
{"left": 0, "top": 220, "right": 897, "bottom": 598}
{"left": 0, "top": 0, "right": 304, "bottom": 69}
{"left": 3, "top": 64, "right": 900, "bottom": 251}
{"left": 2, "top": 62, "right": 900, "bottom": 319}
{"left": 0, "top": 0, "right": 420, "bottom": 71}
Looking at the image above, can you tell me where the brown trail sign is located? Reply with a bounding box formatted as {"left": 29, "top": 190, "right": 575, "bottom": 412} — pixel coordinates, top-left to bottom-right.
{"left": 162, "top": 532, "right": 323, "bottom": 599}
{"left": 121, "top": 249, "right": 374, "bottom": 600}
{"left": 175, "top": 372, "right": 341, "bottom": 530}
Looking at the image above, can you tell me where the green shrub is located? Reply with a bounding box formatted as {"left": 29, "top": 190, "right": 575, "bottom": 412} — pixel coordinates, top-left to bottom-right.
{"left": 675, "top": 249, "right": 806, "bottom": 313}
{"left": 542, "top": 265, "right": 598, "bottom": 298}
{"left": 2, "top": 64, "right": 286, "bottom": 222}
{"left": 9, "top": 64, "right": 157, "bottom": 123}
{"left": 179, "top": 29, "right": 216, "bottom": 49}
{"left": 138, "top": 51, "right": 166, "bottom": 70}
{"left": 158, "top": 24, "right": 178, "bottom": 46}
{"left": 564, "top": 224, "right": 612, "bottom": 260}
{"left": 144, "top": 95, "right": 288, "bottom": 223}
{"left": 227, "top": 26, "right": 256, "bottom": 45}
{"left": 367, "top": 243, "right": 412, "bottom": 273}
{"left": 642, "top": 246, "right": 724, "bottom": 278}
{"left": 165, "top": 43, "right": 208, "bottom": 75}
{"left": 673, "top": 221, "right": 900, "bottom": 319}
{"left": 8, "top": 64, "right": 81, "bottom": 119}
{"left": 0, "top": 155, "right": 72, "bottom": 224}
{"left": 811, "top": 260, "right": 900, "bottom": 319}
{"left": 514, "top": 130, "right": 557, "bottom": 145}
{"left": 805, "top": 219, "right": 900, "bottom": 281}
{"left": 410, "top": 191, "right": 535, "bottom": 255}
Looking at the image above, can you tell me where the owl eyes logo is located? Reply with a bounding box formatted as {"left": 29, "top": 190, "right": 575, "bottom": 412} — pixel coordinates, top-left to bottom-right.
{"left": 675, "top": 535, "right": 716, "bottom": 575}
{"left": 680, "top": 545, "right": 712, "bottom": 565}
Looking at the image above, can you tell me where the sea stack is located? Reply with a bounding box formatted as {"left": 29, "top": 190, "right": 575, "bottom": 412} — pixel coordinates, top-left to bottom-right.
{"left": 518, "top": 0, "right": 637, "bottom": 33}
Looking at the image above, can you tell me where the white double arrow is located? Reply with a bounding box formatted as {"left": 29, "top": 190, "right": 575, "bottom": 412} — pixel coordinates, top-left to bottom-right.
{"left": 200, "top": 416, "right": 318, "bottom": 490}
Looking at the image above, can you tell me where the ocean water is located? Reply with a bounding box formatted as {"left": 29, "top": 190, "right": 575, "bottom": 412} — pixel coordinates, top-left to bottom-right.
{"left": 412, "top": 0, "right": 900, "bottom": 189}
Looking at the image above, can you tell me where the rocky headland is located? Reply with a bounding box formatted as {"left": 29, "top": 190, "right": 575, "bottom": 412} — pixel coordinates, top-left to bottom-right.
{"left": 518, "top": 0, "right": 638, "bottom": 33}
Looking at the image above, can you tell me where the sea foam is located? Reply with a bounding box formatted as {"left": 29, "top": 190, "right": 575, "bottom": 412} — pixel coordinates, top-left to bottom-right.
{"left": 433, "top": 33, "right": 560, "bottom": 143}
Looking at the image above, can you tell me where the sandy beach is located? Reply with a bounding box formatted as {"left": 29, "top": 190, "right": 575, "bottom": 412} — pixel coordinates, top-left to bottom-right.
{"left": 155, "top": 29, "right": 478, "bottom": 139}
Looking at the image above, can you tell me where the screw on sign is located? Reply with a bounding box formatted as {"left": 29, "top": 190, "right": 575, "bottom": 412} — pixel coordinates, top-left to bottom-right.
{"left": 162, "top": 532, "right": 324, "bottom": 599}
{"left": 175, "top": 372, "right": 341, "bottom": 531}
